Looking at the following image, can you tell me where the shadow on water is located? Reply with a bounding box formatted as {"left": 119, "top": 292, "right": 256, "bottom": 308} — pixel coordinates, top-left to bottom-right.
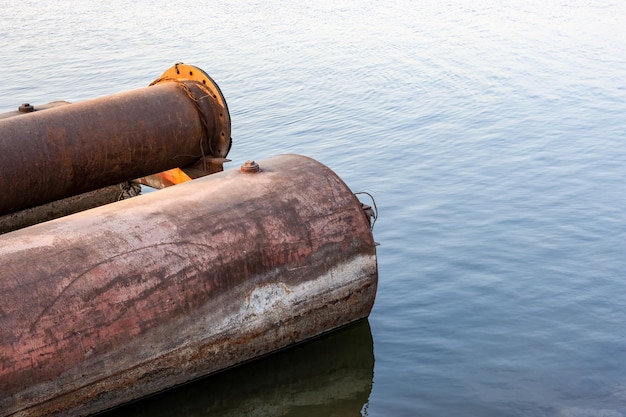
{"left": 98, "top": 319, "right": 374, "bottom": 417}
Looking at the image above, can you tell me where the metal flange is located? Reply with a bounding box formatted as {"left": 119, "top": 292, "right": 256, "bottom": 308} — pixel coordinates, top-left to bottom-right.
{"left": 151, "top": 63, "right": 232, "bottom": 158}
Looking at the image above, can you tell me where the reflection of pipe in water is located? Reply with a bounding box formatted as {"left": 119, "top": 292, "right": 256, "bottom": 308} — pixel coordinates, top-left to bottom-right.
{"left": 98, "top": 320, "right": 374, "bottom": 417}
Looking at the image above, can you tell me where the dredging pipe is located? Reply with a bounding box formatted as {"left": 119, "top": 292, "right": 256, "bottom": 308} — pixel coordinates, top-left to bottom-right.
{"left": 0, "top": 155, "right": 378, "bottom": 417}
{"left": 0, "top": 63, "right": 231, "bottom": 216}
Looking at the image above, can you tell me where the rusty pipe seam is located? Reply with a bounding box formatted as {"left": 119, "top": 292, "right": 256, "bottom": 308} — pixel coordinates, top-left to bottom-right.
{"left": 150, "top": 78, "right": 224, "bottom": 162}
{"left": 150, "top": 62, "right": 232, "bottom": 166}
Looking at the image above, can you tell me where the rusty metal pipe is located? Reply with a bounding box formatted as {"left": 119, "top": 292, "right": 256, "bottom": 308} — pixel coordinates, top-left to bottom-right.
{"left": 0, "top": 154, "right": 378, "bottom": 417}
{"left": 0, "top": 182, "right": 140, "bottom": 234}
{"left": 0, "top": 64, "right": 230, "bottom": 216}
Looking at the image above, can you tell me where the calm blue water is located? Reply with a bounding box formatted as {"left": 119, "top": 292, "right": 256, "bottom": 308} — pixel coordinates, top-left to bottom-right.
{"left": 2, "top": 1, "right": 626, "bottom": 416}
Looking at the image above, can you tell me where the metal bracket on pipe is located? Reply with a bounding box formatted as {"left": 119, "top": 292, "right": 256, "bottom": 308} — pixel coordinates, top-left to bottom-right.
{"left": 135, "top": 157, "right": 232, "bottom": 190}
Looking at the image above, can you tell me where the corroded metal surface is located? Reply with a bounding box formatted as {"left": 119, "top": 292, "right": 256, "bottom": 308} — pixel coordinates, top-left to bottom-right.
{"left": 0, "top": 155, "right": 378, "bottom": 417}
{"left": 0, "top": 182, "right": 140, "bottom": 234}
{"left": 0, "top": 66, "right": 230, "bottom": 216}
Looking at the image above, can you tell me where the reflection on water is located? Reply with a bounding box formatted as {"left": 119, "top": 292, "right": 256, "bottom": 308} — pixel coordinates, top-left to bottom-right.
{"left": 99, "top": 320, "right": 374, "bottom": 417}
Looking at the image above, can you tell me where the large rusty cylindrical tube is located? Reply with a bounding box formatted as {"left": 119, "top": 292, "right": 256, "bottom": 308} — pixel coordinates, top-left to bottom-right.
{"left": 0, "top": 64, "right": 230, "bottom": 216}
{"left": 0, "top": 155, "right": 378, "bottom": 417}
